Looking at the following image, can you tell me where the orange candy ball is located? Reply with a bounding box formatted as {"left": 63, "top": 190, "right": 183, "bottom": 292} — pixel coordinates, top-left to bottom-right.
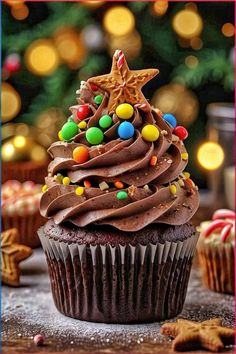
{"left": 73, "top": 146, "right": 89, "bottom": 164}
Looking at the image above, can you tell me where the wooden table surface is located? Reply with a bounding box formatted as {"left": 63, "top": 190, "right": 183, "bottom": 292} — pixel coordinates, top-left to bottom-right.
{"left": 2, "top": 206, "right": 235, "bottom": 354}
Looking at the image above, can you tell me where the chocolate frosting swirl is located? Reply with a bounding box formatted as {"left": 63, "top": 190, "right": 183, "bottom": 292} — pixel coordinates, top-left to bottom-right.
{"left": 40, "top": 56, "right": 199, "bottom": 232}
{"left": 40, "top": 96, "right": 199, "bottom": 231}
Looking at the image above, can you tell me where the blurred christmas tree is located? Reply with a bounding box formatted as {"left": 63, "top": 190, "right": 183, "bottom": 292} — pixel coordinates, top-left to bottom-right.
{"left": 2, "top": 1, "right": 234, "bottom": 185}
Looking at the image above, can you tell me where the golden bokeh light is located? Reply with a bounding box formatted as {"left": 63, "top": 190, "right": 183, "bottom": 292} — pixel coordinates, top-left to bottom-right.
{"left": 173, "top": 9, "right": 203, "bottom": 39}
{"left": 2, "top": 83, "right": 21, "bottom": 122}
{"left": 153, "top": 1, "right": 168, "bottom": 16}
{"left": 190, "top": 37, "right": 203, "bottom": 50}
{"left": 221, "top": 23, "right": 235, "bottom": 37}
{"left": 53, "top": 28, "right": 86, "bottom": 69}
{"left": 197, "top": 142, "right": 224, "bottom": 170}
{"left": 11, "top": 3, "right": 29, "bottom": 20}
{"left": 81, "top": 0, "right": 104, "bottom": 8}
{"left": 103, "top": 6, "right": 135, "bottom": 37}
{"left": 25, "top": 39, "right": 59, "bottom": 76}
{"left": 108, "top": 31, "right": 142, "bottom": 61}
{"left": 152, "top": 83, "right": 198, "bottom": 127}
{"left": 185, "top": 55, "right": 199, "bottom": 68}
{"left": 2, "top": 136, "right": 47, "bottom": 163}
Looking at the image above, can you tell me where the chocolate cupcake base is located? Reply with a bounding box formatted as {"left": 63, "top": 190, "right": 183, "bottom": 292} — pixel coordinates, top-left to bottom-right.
{"left": 39, "top": 222, "right": 198, "bottom": 323}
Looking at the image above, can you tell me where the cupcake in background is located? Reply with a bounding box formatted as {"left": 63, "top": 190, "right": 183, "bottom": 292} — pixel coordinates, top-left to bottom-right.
{"left": 2, "top": 135, "right": 48, "bottom": 184}
{"left": 2, "top": 180, "right": 45, "bottom": 248}
{"left": 197, "top": 209, "right": 235, "bottom": 294}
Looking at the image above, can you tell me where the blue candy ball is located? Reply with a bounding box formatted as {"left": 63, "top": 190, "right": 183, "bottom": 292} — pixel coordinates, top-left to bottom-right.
{"left": 163, "top": 113, "right": 177, "bottom": 128}
{"left": 118, "top": 122, "right": 134, "bottom": 140}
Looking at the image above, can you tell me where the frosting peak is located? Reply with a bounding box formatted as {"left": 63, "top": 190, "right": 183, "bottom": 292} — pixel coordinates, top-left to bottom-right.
{"left": 40, "top": 51, "right": 199, "bottom": 232}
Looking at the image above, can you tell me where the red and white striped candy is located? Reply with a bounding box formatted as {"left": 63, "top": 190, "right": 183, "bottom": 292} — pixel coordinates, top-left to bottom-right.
{"left": 115, "top": 50, "right": 125, "bottom": 70}
{"left": 203, "top": 220, "right": 229, "bottom": 238}
{"left": 212, "top": 209, "right": 235, "bottom": 220}
{"left": 221, "top": 224, "right": 233, "bottom": 242}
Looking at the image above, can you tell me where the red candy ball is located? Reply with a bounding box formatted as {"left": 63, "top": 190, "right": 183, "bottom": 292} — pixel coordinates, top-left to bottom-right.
{"left": 76, "top": 105, "right": 91, "bottom": 121}
{"left": 90, "top": 83, "right": 98, "bottom": 91}
{"left": 173, "top": 126, "right": 188, "bottom": 140}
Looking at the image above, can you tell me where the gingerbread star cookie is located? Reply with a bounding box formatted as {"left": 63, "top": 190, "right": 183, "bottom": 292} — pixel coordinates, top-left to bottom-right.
{"left": 1, "top": 228, "right": 32, "bottom": 286}
{"left": 88, "top": 49, "right": 158, "bottom": 113}
{"left": 161, "top": 318, "right": 234, "bottom": 352}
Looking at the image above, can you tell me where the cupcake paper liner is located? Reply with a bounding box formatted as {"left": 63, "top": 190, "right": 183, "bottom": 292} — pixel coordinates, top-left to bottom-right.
{"left": 39, "top": 229, "right": 199, "bottom": 323}
{"left": 197, "top": 240, "right": 234, "bottom": 294}
{"left": 2, "top": 161, "right": 48, "bottom": 184}
{"left": 2, "top": 213, "right": 45, "bottom": 248}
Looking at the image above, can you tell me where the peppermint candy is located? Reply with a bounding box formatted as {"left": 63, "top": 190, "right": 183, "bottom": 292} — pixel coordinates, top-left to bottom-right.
{"left": 203, "top": 209, "right": 235, "bottom": 242}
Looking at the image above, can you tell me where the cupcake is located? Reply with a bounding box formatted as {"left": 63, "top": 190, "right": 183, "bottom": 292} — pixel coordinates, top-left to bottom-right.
{"left": 38, "top": 50, "right": 199, "bottom": 323}
{"left": 197, "top": 209, "right": 235, "bottom": 294}
{"left": 2, "top": 180, "right": 45, "bottom": 248}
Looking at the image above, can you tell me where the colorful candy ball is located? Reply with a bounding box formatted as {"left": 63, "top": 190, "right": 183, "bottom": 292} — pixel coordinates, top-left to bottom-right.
{"left": 76, "top": 105, "right": 91, "bottom": 121}
{"left": 94, "top": 95, "right": 103, "bottom": 105}
{"left": 141, "top": 124, "right": 159, "bottom": 142}
{"left": 58, "top": 130, "right": 63, "bottom": 141}
{"left": 33, "top": 334, "right": 44, "bottom": 347}
{"left": 61, "top": 121, "right": 78, "bottom": 141}
{"left": 117, "top": 190, "right": 128, "bottom": 200}
{"left": 118, "top": 121, "right": 134, "bottom": 140}
{"left": 163, "top": 113, "right": 177, "bottom": 128}
{"left": 99, "top": 115, "right": 113, "bottom": 129}
{"left": 173, "top": 126, "right": 188, "bottom": 140}
{"left": 73, "top": 146, "right": 89, "bottom": 164}
{"left": 116, "top": 103, "right": 134, "bottom": 119}
{"left": 86, "top": 127, "right": 104, "bottom": 145}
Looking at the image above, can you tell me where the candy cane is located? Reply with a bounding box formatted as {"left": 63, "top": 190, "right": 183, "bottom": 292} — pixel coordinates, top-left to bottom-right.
{"left": 212, "top": 209, "right": 235, "bottom": 220}
{"left": 202, "top": 220, "right": 229, "bottom": 238}
{"left": 115, "top": 50, "right": 125, "bottom": 70}
{"left": 221, "top": 223, "right": 233, "bottom": 242}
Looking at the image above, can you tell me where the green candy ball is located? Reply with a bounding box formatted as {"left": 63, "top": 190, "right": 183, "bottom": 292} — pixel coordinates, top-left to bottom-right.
{"left": 116, "top": 190, "right": 128, "bottom": 200}
{"left": 94, "top": 95, "right": 103, "bottom": 105}
{"left": 99, "top": 115, "right": 113, "bottom": 129}
{"left": 86, "top": 127, "right": 104, "bottom": 145}
{"left": 61, "top": 121, "right": 78, "bottom": 141}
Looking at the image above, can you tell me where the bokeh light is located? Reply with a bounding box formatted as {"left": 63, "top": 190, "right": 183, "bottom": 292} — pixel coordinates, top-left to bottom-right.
{"left": 108, "top": 31, "right": 142, "bottom": 61}
{"left": 103, "top": 6, "right": 135, "bottom": 37}
{"left": 197, "top": 142, "right": 224, "bottom": 170}
{"left": 2, "top": 136, "right": 47, "bottom": 162}
{"left": 11, "top": 3, "right": 29, "bottom": 20}
{"left": 190, "top": 37, "right": 203, "bottom": 50}
{"left": 25, "top": 39, "right": 59, "bottom": 76}
{"left": 185, "top": 55, "right": 199, "bottom": 68}
{"left": 2, "top": 82, "right": 21, "bottom": 122}
{"left": 53, "top": 28, "right": 86, "bottom": 69}
{"left": 173, "top": 9, "right": 203, "bottom": 39}
{"left": 152, "top": 83, "right": 198, "bottom": 127}
{"left": 153, "top": 1, "right": 168, "bottom": 16}
{"left": 221, "top": 23, "right": 235, "bottom": 37}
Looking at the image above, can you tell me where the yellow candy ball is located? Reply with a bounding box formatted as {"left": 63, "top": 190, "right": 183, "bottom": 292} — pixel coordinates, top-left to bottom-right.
{"left": 78, "top": 121, "right": 87, "bottom": 129}
{"left": 58, "top": 130, "right": 63, "bottom": 141}
{"left": 169, "top": 184, "right": 177, "bottom": 195}
{"left": 141, "top": 125, "right": 159, "bottom": 142}
{"left": 181, "top": 153, "right": 189, "bottom": 161}
{"left": 75, "top": 186, "right": 84, "bottom": 196}
{"left": 62, "top": 177, "right": 70, "bottom": 185}
{"left": 42, "top": 184, "right": 48, "bottom": 193}
{"left": 183, "top": 171, "right": 190, "bottom": 179}
{"left": 116, "top": 103, "right": 134, "bottom": 119}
